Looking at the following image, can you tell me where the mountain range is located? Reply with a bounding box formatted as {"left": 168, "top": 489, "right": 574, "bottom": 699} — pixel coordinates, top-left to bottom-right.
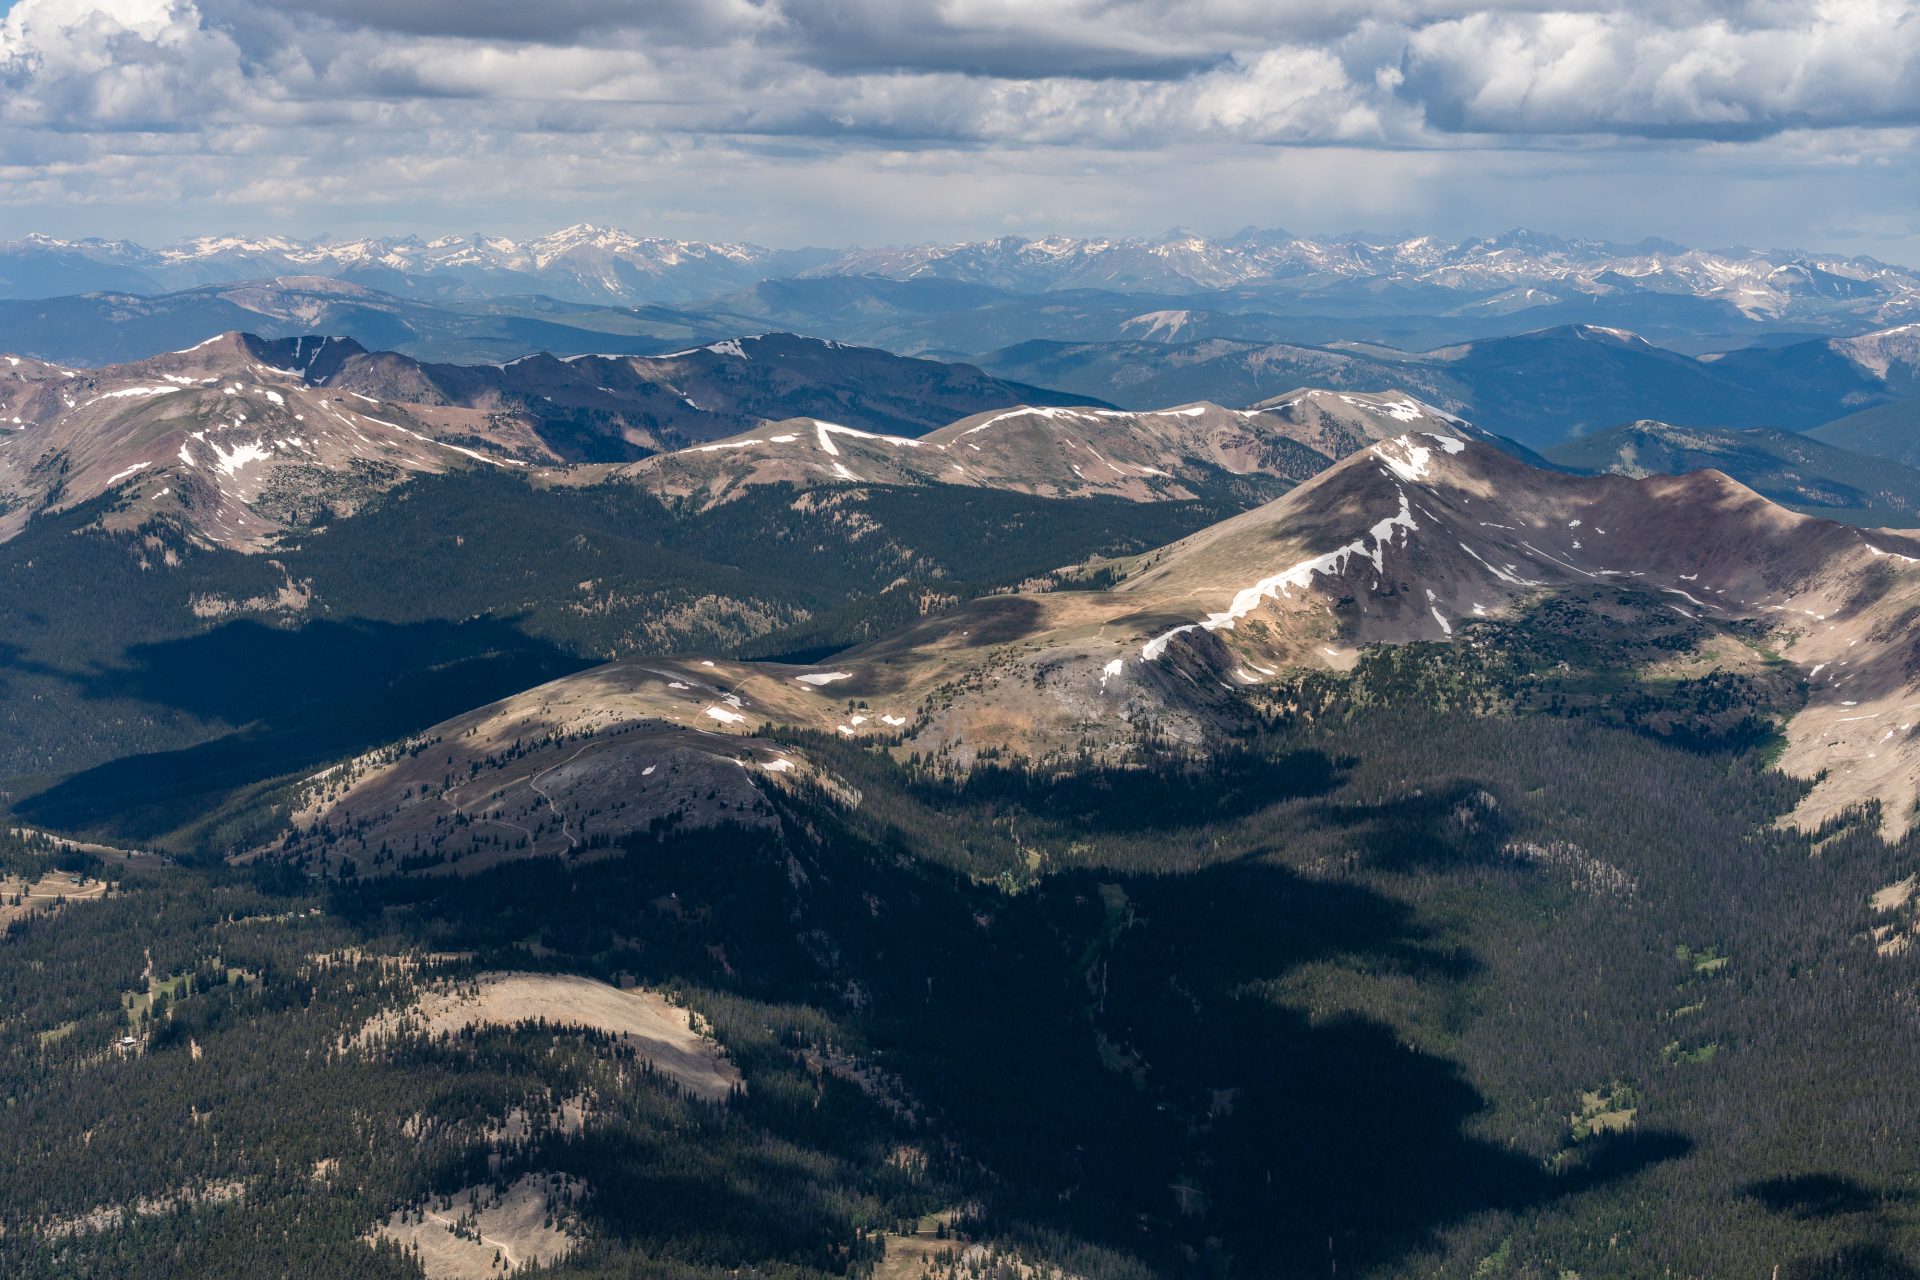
{"left": 15, "top": 319, "right": 1920, "bottom": 1278}
{"left": 977, "top": 322, "right": 1920, "bottom": 446}
{"left": 15, "top": 275, "right": 1920, "bottom": 451}
{"left": 819, "top": 227, "right": 1920, "bottom": 328}
{"left": 0, "top": 331, "right": 1492, "bottom": 838}
{"left": 0, "top": 330, "right": 1096, "bottom": 548}
{"left": 9, "top": 225, "right": 1920, "bottom": 336}
{"left": 615, "top": 390, "right": 1500, "bottom": 512}
{"left": 285, "top": 431, "right": 1920, "bottom": 875}
{"left": 22, "top": 322, "right": 1920, "bottom": 576}
{"left": 0, "top": 332, "right": 1502, "bottom": 556}
{"left": 6, "top": 322, "right": 1919, "bottom": 843}
{"left": 0, "top": 225, "right": 834, "bottom": 305}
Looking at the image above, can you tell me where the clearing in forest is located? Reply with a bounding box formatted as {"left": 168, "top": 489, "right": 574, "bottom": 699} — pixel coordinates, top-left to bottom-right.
{"left": 356, "top": 971, "right": 741, "bottom": 1101}
{"left": 371, "top": 1173, "right": 584, "bottom": 1280}
{"left": 875, "top": 1209, "right": 1082, "bottom": 1280}
{"left": 0, "top": 873, "right": 107, "bottom": 927}
{"left": 34, "top": 1180, "right": 245, "bottom": 1240}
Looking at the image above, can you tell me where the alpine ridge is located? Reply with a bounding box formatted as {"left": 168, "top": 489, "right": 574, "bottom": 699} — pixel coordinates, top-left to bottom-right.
{"left": 0, "top": 331, "right": 1099, "bottom": 549}
{"left": 616, "top": 389, "right": 1500, "bottom": 508}
{"left": 281, "top": 433, "right": 1920, "bottom": 873}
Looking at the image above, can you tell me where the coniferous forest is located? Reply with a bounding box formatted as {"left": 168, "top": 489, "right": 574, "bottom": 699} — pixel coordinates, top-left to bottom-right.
{"left": 7, "top": 601, "right": 1920, "bottom": 1277}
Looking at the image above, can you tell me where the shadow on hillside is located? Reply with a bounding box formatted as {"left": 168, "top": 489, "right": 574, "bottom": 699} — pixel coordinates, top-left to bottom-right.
{"left": 1747, "top": 1172, "right": 1904, "bottom": 1219}
{"left": 328, "top": 812, "right": 1690, "bottom": 1277}
{"left": 1778, "top": 1244, "right": 1920, "bottom": 1280}
{"left": 1038, "top": 854, "right": 1688, "bottom": 1273}
{"left": 14, "top": 616, "right": 590, "bottom": 844}
{"left": 1745, "top": 1175, "right": 1920, "bottom": 1278}
{"left": 0, "top": 639, "right": 24, "bottom": 694}
{"left": 1296, "top": 776, "right": 1516, "bottom": 873}
{"left": 948, "top": 748, "right": 1345, "bottom": 834}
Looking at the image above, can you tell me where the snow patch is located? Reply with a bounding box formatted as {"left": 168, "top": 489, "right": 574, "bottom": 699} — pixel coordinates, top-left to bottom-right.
{"left": 1143, "top": 488, "right": 1418, "bottom": 661}
{"left": 1372, "top": 436, "right": 1434, "bottom": 483}
{"left": 93, "top": 385, "right": 183, "bottom": 403}
{"left": 208, "top": 439, "right": 273, "bottom": 476}
{"left": 1341, "top": 394, "right": 1425, "bottom": 422}
{"left": 814, "top": 420, "right": 923, "bottom": 452}
{"left": 958, "top": 405, "right": 1095, "bottom": 437}
{"left": 1664, "top": 587, "right": 1718, "bottom": 611}
{"left": 1865, "top": 541, "right": 1920, "bottom": 565}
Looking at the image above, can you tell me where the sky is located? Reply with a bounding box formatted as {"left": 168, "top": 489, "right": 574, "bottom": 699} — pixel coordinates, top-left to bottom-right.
{"left": 0, "top": 0, "right": 1916, "bottom": 259}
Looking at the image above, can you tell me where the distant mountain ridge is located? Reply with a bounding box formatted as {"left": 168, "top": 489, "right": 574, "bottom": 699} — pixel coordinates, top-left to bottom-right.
{"left": 15, "top": 306, "right": 1920, "bottom": 456}
{"left": 3, "top": 323, "right": 1520, "bottom": 556}
{"left": 615, "top": 388, "right": 1505, "bottom": 510}
{"left": 1544, "top": 419, "right": 1920, "bottom": 521}
{"left": 1809, "top": 397, "right": 1920, "bottom": 467}
{"left": 975, "top": 322, "right": 1920, "bottom": 446}
{"left": 0, "top": 225, "right": 834, "bottom": 304}
{"left": 0, "top": 276, "right": 779, "bottom": 367}
{"left": 0, "top": 330, "right": 1101, "bottom": 550}
{"left": 8, "top": 225, "right": 1920, "bottom": 329}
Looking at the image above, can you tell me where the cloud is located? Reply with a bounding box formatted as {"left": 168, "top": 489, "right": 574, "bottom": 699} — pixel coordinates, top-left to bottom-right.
{"left": 0, "top": 1, "right": 1914, "bottom": 247}
{"left": 1402, "top": 3, "right": 1920, "bottom": 139}
{"left": 0, "top": 0, "right": 256, "bottom": 130}
{"left": 12, "top": 1, "right": 1917, "bottom": 142}
{"left": 252, "top": 0, "right": 774, "bottom": 46}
